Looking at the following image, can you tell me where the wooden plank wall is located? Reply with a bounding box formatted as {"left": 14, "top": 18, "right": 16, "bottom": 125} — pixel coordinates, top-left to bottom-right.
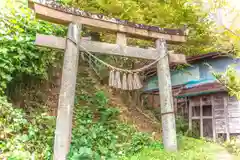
{"left": 228, "top": 96, "right": 240, "bottom": 133}
{"left": 188, "top": 93, "right": 240, "bottom": 140}
{"left": 144, "top": 91, "right": 240, "bottom": 138}
{"left": 213, "top": 93, "right": 226, "bottom": 134}
{"left": 176, "top": 98, "right": 188, "bottom": 119}
{"left": 213, "top": 93, "right": 240, "bottom": 138}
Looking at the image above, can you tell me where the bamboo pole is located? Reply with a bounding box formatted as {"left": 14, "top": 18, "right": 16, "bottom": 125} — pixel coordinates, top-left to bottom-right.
{"left": 53, "top": 23, "right": 81, "bottom": 160}
{"left": 156, "top": 39, "right": 177, "bottom": 151}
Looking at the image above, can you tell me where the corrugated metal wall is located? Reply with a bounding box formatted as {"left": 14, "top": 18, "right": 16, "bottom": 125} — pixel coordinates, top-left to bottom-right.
{"left": 143, "top": 57, "right": 240, "bottom": 92}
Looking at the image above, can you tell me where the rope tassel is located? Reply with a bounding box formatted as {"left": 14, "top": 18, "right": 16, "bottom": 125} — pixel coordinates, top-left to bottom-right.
{"left": 133, "top": 73, "right": 138, "bottom": 89}
{"left": 115, "top": 71, "right": 122, "bottom": 89}
{"left": 111, "top": 70, "right": 115, "bottom": 87}
{"left": 109, "top": 70, "right": 114, "bottom": 87}
{"left": 127, "top": 73, "right": 133, "bottom": 90}
{"left": 122, "top": 73, "right": 127, "bottom": 90}
{"left": 133, "top": 73, "right": 142, "bottom": 89}
{"left": 80, "top": 52, "right": 85, "bottom": 61}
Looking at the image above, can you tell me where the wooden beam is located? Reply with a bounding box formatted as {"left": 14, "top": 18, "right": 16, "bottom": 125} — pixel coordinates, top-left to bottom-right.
{"left": 53, "top": 23, "right": 80, "bottom": 159}
{"left": 224, "top": 96, "right": 230, "bottom": 141}
{"left": 200, "top": 97, "right": 203, "bottom": 138}
{"left": 156, "top": 39, "right": 177, "bottom": 151}
{"left": 189, "top": 100, "right": 192, "bottom": 133}
{"left": 35, "top": 34, "right": 187, "bottom": 63}
{"left": 211, "top": 95, "right": 216, "bottom": 142}
{"left": 116, "top": 32, "right": 127, "bottom": 54}
{"left": 29, "top": 1, "right": 186, "bottom": 43}
{"left": 192, "top": 116, "right": 213, "bottom": 119}
{"left": 168, "top": 51, "right": 186, "bottom": 64}
{"left": 36, "top": 34, "right": 66, "bottom": 49}
{"left": 116, "top": 33, "right": 127, "bottom": 46}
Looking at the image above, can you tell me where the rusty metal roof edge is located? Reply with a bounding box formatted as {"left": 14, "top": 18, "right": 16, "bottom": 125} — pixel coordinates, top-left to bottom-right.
{"left": 144, "top": 52, "right": 234, "bottom": 79}
{"left": 186, "top": 52, "right": 229, "bottom": 62}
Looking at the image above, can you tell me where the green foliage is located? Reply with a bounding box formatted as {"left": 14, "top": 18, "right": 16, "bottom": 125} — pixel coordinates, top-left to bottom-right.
{"left": 0, "top": 96, "right": 56, "bottom": 159}
{"left": 68, "top": 91, "right": 156, "bottom": 160}
{"left": 206, "top": 0, "right": 240, "bottom": 56}
{"left": 213, "top": 65, "right": 240, "bottom": 99}
{"left": 0, "top": 1, "right": 65, "bottom": 159}
{"left": 223, "top": 137, "right": 240, "bottom": 156}
{"left": 0, "top": 0, "right": 65, "bottom": 94}
{"left": 176, "top": 116, "right": 189, "bottom": 135}
{"left": 175, "top": 116, "right": 202, "bottom": 139}
{"left": 123, "top": 136, "right": 226, "bottom": 160}
{"left": 67, "top": 0, "right": 218, "bottom": 56}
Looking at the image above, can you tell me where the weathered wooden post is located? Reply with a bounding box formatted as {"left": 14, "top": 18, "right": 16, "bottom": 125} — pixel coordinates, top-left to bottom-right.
{"left": 156, "top": 39, "right": 177, "bottom": 151}
{"left": 53, "top": 23, "right": 81, "bottom": 160}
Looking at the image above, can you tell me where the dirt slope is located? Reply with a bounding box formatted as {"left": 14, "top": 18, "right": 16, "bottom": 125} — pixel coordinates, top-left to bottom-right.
{"left": 78, "top": 64, "right": 162, "bottom": 139}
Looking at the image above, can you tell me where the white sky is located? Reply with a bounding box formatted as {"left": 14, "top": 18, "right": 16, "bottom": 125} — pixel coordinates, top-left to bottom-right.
{"left": 229, "top": 0, "right": 240, "bottom": 9}
{"left": 215, "top": 0, "right": 240, "bottom": 29}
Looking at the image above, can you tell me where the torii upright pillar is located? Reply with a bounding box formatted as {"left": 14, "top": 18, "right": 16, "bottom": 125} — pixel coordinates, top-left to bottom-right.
{"left": 53, "top": 23, "right": 81, "bottom": 160}
{"left": 156, "top": 39, "right": 177, "bottom": 151}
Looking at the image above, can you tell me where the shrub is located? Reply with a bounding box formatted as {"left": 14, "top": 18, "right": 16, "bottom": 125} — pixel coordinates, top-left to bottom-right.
{"left": 0, "top": 0, "right": 65, "bottom": 94}
{"left": 67, "top": 91, "right": 155, "bottom": 160}
{"left": 0, "top": 96, "right": 56, "bottom": 159}
{"left": 176, "top": 115, "right": 189, "bottom": 135}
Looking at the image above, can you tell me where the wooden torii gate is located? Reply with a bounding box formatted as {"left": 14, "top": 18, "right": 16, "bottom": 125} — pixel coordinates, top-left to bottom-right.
{"left": 29, "top": 0, "right": 187, "bottom": 159}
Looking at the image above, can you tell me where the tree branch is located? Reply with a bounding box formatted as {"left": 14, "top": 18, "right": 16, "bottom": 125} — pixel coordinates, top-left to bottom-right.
{"left": 222, "top": 24, "right": 240, "bottom": 37}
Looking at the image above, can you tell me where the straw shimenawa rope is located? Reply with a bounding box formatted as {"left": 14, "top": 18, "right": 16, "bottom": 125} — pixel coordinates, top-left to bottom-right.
{"left": 78, "top": 43, "right": 168, "bottom": 90}
{"left": 79, "top": 44, "right": 168, "bottom": 73}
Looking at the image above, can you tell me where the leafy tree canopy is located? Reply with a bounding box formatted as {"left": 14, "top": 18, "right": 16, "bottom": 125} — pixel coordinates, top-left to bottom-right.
{"left": 201, "top": 0, "right": 240, "bottom": 56}
{"left": 58, "top": 0, "right": 219, "bottom": 56}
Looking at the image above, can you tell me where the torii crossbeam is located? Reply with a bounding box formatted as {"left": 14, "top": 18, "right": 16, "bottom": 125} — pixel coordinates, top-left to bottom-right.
{"left": 28, "top": 0, "right": 188, "bottom": 159}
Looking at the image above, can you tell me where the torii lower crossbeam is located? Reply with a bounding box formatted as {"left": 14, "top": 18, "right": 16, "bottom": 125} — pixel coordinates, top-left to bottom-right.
{"left": 35, "top": 34, "right": 186, "bottom": 63}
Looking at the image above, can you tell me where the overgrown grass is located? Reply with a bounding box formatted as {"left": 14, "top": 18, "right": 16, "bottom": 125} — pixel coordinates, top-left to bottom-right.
{"left": 67, "top": 91, "right": 157, "bottom": 159}
{"left": 66, "top": 68, "right": 160, "bottom": 159}
{"left": 123, "top": 136, "right": 226, "bottom": 160}
{"left": 223, "top": 138, "right": 240, "bottom": 156}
